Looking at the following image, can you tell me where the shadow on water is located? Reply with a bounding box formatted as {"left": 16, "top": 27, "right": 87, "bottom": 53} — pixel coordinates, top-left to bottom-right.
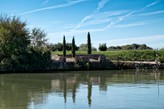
{"left": 0, "top": 70, "right": 164, "bottom": 109}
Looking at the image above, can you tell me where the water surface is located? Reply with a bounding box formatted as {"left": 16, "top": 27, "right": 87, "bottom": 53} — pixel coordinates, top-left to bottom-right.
{"left": 0, "top": 70, "right": 164, "bottom": 109}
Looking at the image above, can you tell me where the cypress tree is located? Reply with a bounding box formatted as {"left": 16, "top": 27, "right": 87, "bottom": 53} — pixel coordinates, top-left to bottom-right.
{"left": 72, "top": 36, "right": 76, "bottom": 57}
{"left": 63, "top": 35, "right": 66, "bottom": 57}
{"left": 87, "top": 32, "right": 92, "bottom": 54}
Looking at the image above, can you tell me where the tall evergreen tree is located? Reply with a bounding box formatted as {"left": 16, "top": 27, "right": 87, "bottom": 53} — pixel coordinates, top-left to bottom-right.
{"left": 72, "top": 37, "right": 76, "bottom": 57}
{"left": 63, "top": 35, "right": 66, "bottom": 57}
{"left": 87, "top": 32, "right": 92, "bottom": 54}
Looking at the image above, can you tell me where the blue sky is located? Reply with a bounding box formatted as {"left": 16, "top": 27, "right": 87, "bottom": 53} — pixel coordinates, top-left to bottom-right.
{"left": 0, "top": 0, "right": 164, "bottom": 48}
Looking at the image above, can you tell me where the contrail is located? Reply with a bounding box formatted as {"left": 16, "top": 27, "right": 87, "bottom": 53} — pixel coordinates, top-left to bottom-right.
{"left": 21, "top": 0, "right": 88, "bottom": 15}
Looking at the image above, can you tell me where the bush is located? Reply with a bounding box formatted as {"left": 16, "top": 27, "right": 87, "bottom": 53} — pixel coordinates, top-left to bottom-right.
{"left": 99, "top": 43, "right": 107, "bottom": 51}
{"left": 79, "top": 44, "right": 97, "bottom": 51}
{"left": 108, "top": 44, "right": 152, "bottom": 50}
{"left": 26, "top": 47, "right": 51, "bottom": 71}
{"left": 158, "top": 50, "right": 164, "bottom": 63}
{"left": 107, "top": 50, "right": 156, "bottom": 61}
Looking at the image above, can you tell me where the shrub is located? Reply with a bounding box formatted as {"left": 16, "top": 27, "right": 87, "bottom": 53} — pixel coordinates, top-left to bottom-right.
{"left": 99, "top": 43, "right": 107, "bottom": 51}
{"left": 158, "top": 50, "right": 164, "bottom": 63}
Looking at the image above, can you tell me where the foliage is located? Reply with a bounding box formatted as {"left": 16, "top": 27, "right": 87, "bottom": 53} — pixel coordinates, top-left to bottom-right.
{"left": 108, "top": 44, "right": 152, "bottom": 50}
{"left": 99, "top": 43, "right": 107, "bottom": 51}
{"left": 30, "top": 28, "right": 47, "bottom": 47}
{"left": 92, "top": 47, "right": 97, "bottom": 51}
{"left": 79, "top": 44, "right": 97, "bottom": 51}
{"left": 87, "top": 32, "right": 92, "bottom": 54}
{"left": 0, "top": 15, "right": 29, "bottom": 71}
{"left": 51, "top": 43, "right": 63, "bottom": 51}
{"left": 74, "top": 59, "right": 89, "bottom": 69}
{"left": 160, "top": 48, "right": 164, "bottom": 50}
{"left": 72, "top": 37, "right": 76, "bottom": 57}
{"left": 47, "top": 43, "right": 78, "bottom": 51}
{"left": 66, "top": 43, "right": 72, "bottom": 51}
{"left": 63, "top": 36, "right": 66, "bottom": 57}
{"left": 158, "top": 50, "right": 164, "bottom": 63}
{"left": 66, "top": 43, "right": 79, "bottom": 51}
{"left": 0, "top": 15, "right": 51, "bottom": 72}
{"left": 26, "top": 47, "right": 51, "bottom": 71}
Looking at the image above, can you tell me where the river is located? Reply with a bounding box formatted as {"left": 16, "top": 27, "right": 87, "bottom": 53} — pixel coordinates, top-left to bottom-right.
{"left": 0, "top": 70, "right": 164, "bottom": 109}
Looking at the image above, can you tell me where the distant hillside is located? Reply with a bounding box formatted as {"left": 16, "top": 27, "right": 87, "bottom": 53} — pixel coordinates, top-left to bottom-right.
{"left": 108, "top": 44, "right": 153, "bottom": 50}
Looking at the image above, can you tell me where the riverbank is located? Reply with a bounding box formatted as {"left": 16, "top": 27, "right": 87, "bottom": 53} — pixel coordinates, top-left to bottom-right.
{"left": 52, "top": 50, "right": 164, "bottom": 63}
{"left": 1, "top": 55, "right": 164, "bottom": 73}
{"left": 1, "top": 57, "right": 163, "bottom": 73}
{"left": 50, "top": 54, "right": 164, "bottom": 71}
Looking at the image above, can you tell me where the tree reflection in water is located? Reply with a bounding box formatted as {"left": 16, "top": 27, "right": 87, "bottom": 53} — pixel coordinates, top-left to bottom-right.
{"left": 0, "top": 70, "right": 163, "bottom": 109}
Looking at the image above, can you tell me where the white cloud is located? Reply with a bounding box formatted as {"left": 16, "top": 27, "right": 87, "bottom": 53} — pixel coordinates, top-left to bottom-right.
{"left": 145, "top": 0, "right": 160, "bottom": 8}
{"left": 21, "top": 0, "right": 88, "bottom": 15}
{"left": 73, "top": 10, "right": 129, "bottom": 28}
{"left": 137, "top": 10, "right": 164, "bottom": 16}
{"left": 48, "top": 27, "right": 105, "bottom": 37}
{"left": 41, "top": 0, "right": 49, "bottom": 6}
{"left": 72, "top": 0, "right": 160, "bottom": 32}
{"left": 104, "top": 0, "right": 160, "bottom": 30}
{"left": 71, "top": 0, "right": 110, "bottom": 31}
{"left": 97, "top": 0, "right": 109, "bottom": 10}
{"left": 114, "top": 22, "right": 145, "bottom": 28}
{"left": 47, "top": 0, "right": 161, "bottom": 42}
{"left": 105, "top": 11, "right": 134, "bottom": 29}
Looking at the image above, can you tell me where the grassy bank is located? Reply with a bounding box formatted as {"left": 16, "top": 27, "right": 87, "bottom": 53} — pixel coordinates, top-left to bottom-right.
{"left": 52, "top": 50, "right": 164, "bottom": 63}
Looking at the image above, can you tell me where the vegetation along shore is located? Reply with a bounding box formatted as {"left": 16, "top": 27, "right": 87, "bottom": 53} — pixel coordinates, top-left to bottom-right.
{"left": 0, "top": 15, "right": 164, "bottom": 72}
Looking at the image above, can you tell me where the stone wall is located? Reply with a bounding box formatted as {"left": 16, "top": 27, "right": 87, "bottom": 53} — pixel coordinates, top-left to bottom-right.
{"left": 50, "top": 54, "right": 164, "bottom": 70}
{"left": 56, "top": 54, "right": 107, "bottom": 63}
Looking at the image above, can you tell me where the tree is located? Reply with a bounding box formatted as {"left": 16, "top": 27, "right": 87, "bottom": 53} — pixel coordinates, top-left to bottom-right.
{"left": 87, "top": 32, "right": 92, "bottom": 54}
{"left": 79, "top": 44, "right": 97, "bottom": 51}
{"left": 63, "top": 36, "right": 66, "bottom": 57}
{"left": 0, "top": 15, "right": 30, "bottom": 71}
{"left": 55, "top": 43, "right": 63, "bottom": 51}
{"left": 66, "top": 43, "right": 72, "bottom": 51}
{"left": 99, "top": 43, "right": 107, "bottom": 51}
{"left": 79, "top": 44, "right": 87, "bottom": 51}
{"left": 0, "top": 15, "right": 51, "bottom": 72}
{"left": 72, "top": 37, "right": 76, "bottom": 57}
{"left": 30, "top": 28, "right": 47, "bottom": 47}
{"left": 107, "top": 44, "right": 153, "bottom": 50}
{"left": 92, "top": 47, "right": 97, "bottom": 51}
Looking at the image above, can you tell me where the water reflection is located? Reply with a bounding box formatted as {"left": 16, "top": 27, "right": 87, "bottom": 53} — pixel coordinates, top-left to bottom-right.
{"left": 0, "top": 70, "right": 164, "bottom": 109}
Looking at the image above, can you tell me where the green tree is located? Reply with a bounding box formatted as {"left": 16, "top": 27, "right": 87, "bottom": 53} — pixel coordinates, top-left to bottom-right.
{"left": 72, "top": 37, "right": 76, "bottom": 57}
{"left": 79, "top": 44, "right": 87, "bottom": 51}
{"left": 66, "top": 43, "right": 72, "bottom": 51}
{"left": 99, "top": 43, "right": 107, "bottom": 51}
{"left": 0, "top": 15, "right": 30, "bottom": 71}
{"left": 67, "top": 43, "right": 79, "bottom": 51}
{"left": 79, "top": 44, "right": 97, "bottom": 51}
{"left": 55, "top": 43, "right": 63, "bottom": 51}
{"left": 0, "top": 15, "right": 51, "bottom": 72}
{"left": 63, "top": 36, "right": 66, "bottom": 57}
{"left": 87, "top": 32, "right": 92, "bottom": 54}
{"left": 30, "top": 28, "right": 47, "bottom": 47}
